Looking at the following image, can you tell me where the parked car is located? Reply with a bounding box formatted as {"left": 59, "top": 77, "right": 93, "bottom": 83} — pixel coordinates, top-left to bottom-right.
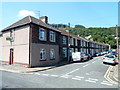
{"left": 72, "top": 52, "right": 88, "bottom": 62}
{"left": 85, "top": 54, "right": 93, "bottom": 60}
{"left": 96, "top": 52, "right": 102, "bottom": 56}
{"left": 111, "top": 51, "right": 117, "bottom": 57}
{"left": 103, "top": 55, "right": 118, "bottom": 65}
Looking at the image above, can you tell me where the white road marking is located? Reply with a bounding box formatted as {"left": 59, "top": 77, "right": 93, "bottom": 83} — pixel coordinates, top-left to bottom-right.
{"left": 65, "top": 68, "right": 79, "bottom": 75}
{"left": 51, "top": 75, "right": 58, "bottom": 77}
{"left": 86, "top": 73, "right": 90, "bottom": 75}
{"left": 34, "top": 73, "right": 41, "bottom": 75}
{"left": 101, "top": 82, "right": 113, "bottom": 86}
{"left": 88, "top": 78, "right": 98, "bottom": 81}
{"left": 72, "top": 78, "right": 81, "bottom": 80}
{"left": 61, "top": 75, "right": 72, "bottom": 78}
{"left": 83, "top": 64, "right": 89, "bottom": 67}
{"left": 85, "top": 79, "right": 97, "bottom": 83}
{"left": 92, "top": 61, "right": 96, "bottom": 63}
{"left": 75, "top": 76, "right": 84, "bottom": 79}
{"left": 41, "top": 74, "right": 49, "bottom": 76}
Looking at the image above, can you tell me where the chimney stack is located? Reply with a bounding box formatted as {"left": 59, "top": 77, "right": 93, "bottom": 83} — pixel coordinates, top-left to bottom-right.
{"left": 39, "top": 16, "right": 48, "bottom": 24}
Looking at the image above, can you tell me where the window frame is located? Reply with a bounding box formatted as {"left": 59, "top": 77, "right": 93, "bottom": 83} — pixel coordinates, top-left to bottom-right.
{"left": 62, "top": 36, "right": 67, "bottom": 44}
{"left": 63, "top": 47, "right": 67, "bottom": 58}
{"left": 39, "top": 28, "right": 46, "bottom": 41}
{"left": 50, "top": 49, "right": 55, "bottom": 60}
{"left": 50, "top": 31, "right": 55, "bottom": 42}
{"left": 40, "top": 49, "right": 46, "bottom": 61}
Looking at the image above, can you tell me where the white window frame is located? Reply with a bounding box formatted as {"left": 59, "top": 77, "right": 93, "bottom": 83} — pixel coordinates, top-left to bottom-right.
{"left": 63, "top": 48, "right": 67, "bottom": 58}
{"left": 63, "top": 36, "right": 67, "bottom": 44}
{"left": 50, "top": 31, "right": 55, "bottom": 42}
{"left": 40, "top": 49, "right": 46, "bottom": 60}
{"left": 50, "top": 49, "right": 55, "bottom": 59}
{"left": 39, "top": 28, "right": 46, "bottom": 41}
{"left": 75, "top": 39, "right": 78, "bottom": 46}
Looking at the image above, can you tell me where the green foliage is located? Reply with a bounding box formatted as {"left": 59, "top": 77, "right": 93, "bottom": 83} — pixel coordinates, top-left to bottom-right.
{"left": 56, "top": 24, "right": 117, "bottom": 48}
{"left": 74, "top": 25, "right": 85, "bottom": 28}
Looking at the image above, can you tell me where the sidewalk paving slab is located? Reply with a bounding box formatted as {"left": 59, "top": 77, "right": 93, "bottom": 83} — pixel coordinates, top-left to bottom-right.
{"left": 0, "top": 61, "right": 69, "bottom": 73}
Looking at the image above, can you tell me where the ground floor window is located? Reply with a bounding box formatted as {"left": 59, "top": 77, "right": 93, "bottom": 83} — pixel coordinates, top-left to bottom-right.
{"left": 50, "top": 49, "right": 55, "bottom": 60}
{"left": 40, "top": 49, "right": 46, "bottom": 60}
{"left": 63, "top": 48, "right": 67, "bottom": 58}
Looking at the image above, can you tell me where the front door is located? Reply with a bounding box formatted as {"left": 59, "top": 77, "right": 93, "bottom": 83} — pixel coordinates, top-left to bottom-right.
{"left": 9, "top": 49, "right": 14, "bottom": 64}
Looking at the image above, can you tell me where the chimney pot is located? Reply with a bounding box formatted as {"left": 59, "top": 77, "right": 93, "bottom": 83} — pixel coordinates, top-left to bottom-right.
{"left": 39, "top": 16, "right": 48, "bottom": 24}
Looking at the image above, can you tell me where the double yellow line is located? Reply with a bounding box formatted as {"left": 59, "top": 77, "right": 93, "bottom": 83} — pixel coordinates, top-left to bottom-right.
{"left": 104, "top": 66, "right": 118, "bottom": 85}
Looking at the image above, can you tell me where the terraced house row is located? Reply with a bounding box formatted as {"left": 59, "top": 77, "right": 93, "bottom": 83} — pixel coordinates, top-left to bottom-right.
{"left": 0, "top": 16, "right": 110, "bottom": 67}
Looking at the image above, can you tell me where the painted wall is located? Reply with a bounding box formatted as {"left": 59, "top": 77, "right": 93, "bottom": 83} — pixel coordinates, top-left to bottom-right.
{"left": 0, "top": 35, "right": 2, "bottom": 60}
{"left": 31, "top": 43, "right": 59, "bottom": 67}
{"left": 2, "top": 25, "right": 30, "bottom": 65}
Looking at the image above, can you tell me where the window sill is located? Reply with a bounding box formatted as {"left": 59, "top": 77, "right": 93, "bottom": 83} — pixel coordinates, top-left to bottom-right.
{"left": 40, "top": 59, "right": 47, "bottom": 61}
{"left": 50, "top": 58, "right": 55, "bottom": 60}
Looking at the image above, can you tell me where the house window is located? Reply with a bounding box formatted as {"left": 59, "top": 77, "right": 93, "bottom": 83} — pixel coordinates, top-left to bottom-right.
{"left": 50, "top": 31, "right": 55, "bottom": 42}
{"left": 40, "top": 49, "right": 46, "bottom": 61}
{"left": 70, "top": 38, "right": 73, "bottom": 45}
{"left": 50, "top": 49, "right": 55, "bottom": 60}
{"left": 39, "top": 28, "right": 46, "bottom": 40}
{"left": 63, "top": 48, "right": 67, "bottom": 58}
{"left": 63, "top": 36, "right": 67, "bottom": 44}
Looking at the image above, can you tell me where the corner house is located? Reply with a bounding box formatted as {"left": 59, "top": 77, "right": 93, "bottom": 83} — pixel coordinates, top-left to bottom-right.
{"left": 1, "top": 16, "right": 110, "bottom": 67}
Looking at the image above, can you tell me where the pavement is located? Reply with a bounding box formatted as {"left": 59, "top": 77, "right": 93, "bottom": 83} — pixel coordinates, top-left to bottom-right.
{"left": 0, "top": 61, "right": 69, "bottom": 73}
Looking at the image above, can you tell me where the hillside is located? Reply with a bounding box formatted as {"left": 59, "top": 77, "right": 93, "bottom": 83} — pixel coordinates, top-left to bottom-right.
{"left": 50, "top": 24, "right": 120, "bottom": 49}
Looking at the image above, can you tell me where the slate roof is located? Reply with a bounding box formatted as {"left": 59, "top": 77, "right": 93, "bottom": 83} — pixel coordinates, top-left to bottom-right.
{"left": 2, "top": 16, "right": 61, "bottom": 32}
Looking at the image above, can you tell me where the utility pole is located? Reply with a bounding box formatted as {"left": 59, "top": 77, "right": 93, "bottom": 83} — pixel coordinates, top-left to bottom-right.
{"left": 66, "top": 22, "right": 71, "bottom": 63}
{"left": 116, "top": 25, "right": 119, "bottom": 60}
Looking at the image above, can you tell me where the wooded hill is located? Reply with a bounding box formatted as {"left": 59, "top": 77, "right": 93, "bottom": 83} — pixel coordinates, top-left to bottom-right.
{"left": 50, "top": 24, "right": 120, "bottom": 49}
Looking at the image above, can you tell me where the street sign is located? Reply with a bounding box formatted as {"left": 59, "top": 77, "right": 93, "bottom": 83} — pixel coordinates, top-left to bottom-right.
{"left": 6, "top": 37, "right": 13, "bottom": 41}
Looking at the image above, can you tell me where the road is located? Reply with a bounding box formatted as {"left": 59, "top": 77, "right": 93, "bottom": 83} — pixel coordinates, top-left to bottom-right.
{"left": 1, "top": 56, "right": 119, "bottom": 88}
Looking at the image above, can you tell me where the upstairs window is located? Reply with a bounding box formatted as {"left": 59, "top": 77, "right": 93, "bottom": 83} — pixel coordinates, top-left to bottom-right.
{"left": 63, "top": 36, "right": 67, "bottom": 44}
{"left": 50, "top": 49, "right": 55, "bottom": 59}
{"left": 50, "top": 31, "right": 55, "bottom": 42}
{"left": 39, "top": 28, "right": 46, "bottom": 41}
{"left": 40, "top": 49, "right": 46, "bottom": 60}
{"left": 70, "top": 38, "right": 73, "bottom": 45}
{"left": 63, "top": 48, "right": 67, "bottom": 58}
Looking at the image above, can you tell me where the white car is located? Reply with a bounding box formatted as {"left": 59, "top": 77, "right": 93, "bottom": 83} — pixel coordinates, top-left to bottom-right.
{"left": 103, "top": 55, "right": 118, "bottom": 65}
{"left": 72, "top": 52, "right": 88, "bottom": 62}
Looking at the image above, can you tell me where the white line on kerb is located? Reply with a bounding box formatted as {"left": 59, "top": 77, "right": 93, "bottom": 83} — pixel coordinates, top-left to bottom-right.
{"left": 65, "top": 68, "right": 79, "bottom": 75}
{"left": 83, "top": 64, "right": 89, "bottom": 67}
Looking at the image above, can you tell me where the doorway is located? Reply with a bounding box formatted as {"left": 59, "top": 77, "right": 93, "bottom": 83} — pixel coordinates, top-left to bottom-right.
{"left": 9, "top": 48, "right": 14, "bottom": 64}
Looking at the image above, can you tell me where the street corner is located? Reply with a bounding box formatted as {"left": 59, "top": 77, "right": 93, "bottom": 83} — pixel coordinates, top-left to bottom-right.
{"left": 0, "top": 64, "right": 57, "bottom": 74}
{"left": 104, "top": 65, "right": 118, "bottom": 85}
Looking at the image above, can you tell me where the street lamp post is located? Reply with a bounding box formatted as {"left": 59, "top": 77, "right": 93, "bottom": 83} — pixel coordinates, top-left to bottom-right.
{"left": 116, "top": 25, "right": 119, "bottom": 60}
{"left": 66, "top": 29, "right": 70, "bottom": 63}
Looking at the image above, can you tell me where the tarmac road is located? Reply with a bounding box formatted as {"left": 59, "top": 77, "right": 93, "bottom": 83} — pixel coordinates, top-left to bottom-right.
{"left": 1, "top": 56, "right": 119, "bottom": 88}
